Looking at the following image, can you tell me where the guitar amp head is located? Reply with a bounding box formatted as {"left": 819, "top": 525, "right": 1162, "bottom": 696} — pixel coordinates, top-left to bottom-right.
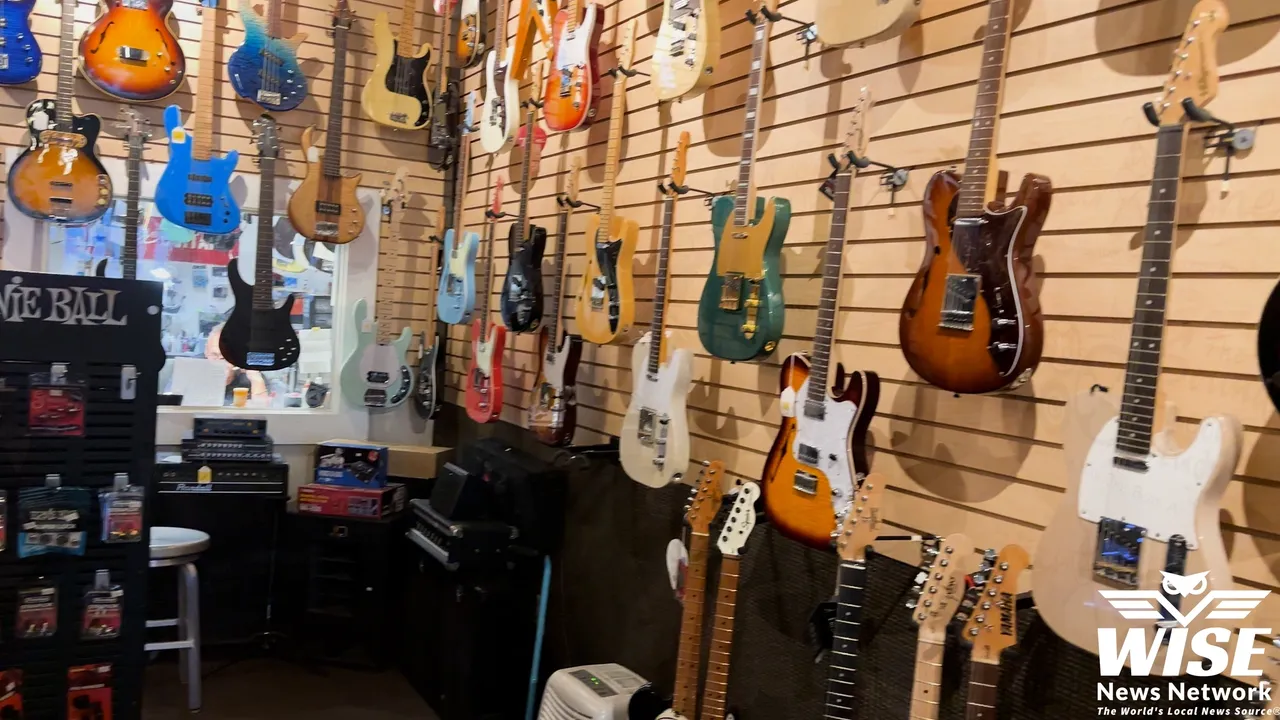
{"left": 537, "top": 665, "right": 647, "bottom": 720}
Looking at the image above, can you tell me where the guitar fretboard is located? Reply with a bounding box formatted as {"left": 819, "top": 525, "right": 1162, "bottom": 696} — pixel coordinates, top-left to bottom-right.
{"left": 596, "top": 65, "right": 629, "bottom": 243}
{"left": 479, "top": 213, "right": 498, "bottom": 335}
{"left": 253, "top": 157, "right": 278, "bottom": 311}
{"left": 323, "top": 16, "right": 351, "bottom": 177}
{"left": 123, "top": 136, "right": 143, "bottom": 281}
{"left": 910, "top": 637, "right": 946, "bottom": 720}
{"left": 806, "top": 165, "right": 853, "bottom": 416}
{"left": 544, "top": 204, "right": 571, "bottom": 359}
{"left": 453, "top": 135, "right": 471, "bottom": 240}
{"left": 397, "top": 0, "right": 419, "bottom": 56}
{"left": 956, "top": 0, "right": 1014, "bottom": 220}
{"left": 55, "top": 0, "right": 76, "bottom": 128}
{"left": 266, "top": 0, "right": 282, "bottom": 37}
{"left": 1115, "top": 123, "right": 1188, "bottom": 466}
{"left": 376, "top": 200, "right": 404, "bottom": 344}
{"left": 670, "top": 531, "right": 711, "bottom": 717}
{"left": 965, "top": 661, "right": 1001, "bottom": 720}
{"left": 515, "top": 104, "right": 536, "bottom": 247}
{"left": 193, "top": 1, "right": 220, "bottom": 161}
{"left": 646, "top": 192, "right": 675, "bottom": 377}
{"left": 700, "top": 554, "right": 741, "bottom": 720}
{"left": 733, "top": 10, "right": 772, "bottom": 226}
{"left": 495, "top": 0, "right": 509, "bottom": 58}
{"left": 824, "top": 560, "right": 866, "bottom": 720}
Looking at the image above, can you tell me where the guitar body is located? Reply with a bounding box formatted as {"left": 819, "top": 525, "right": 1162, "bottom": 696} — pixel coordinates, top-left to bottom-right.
{"left": 154, "top": 105, "right": 241, "bottom": 234}
{"left": 340, "top": 300, "right": 413, "bottom": 408}
{"left": 220, "top": 257, "right": 301, "bottom": 371}
{"left": 438, "top": 228, "right": 480, "bottom": 324}
{"left": 287, "top": 127, "right": 365, "bottom": 244}
{"left": 1256, "top": 284, "right": 1280, "bottom": 413}
{"left": 7, "top": 101, "right": 112, "bottom": 224}
{"left": 542, "top": 3, "right": 602, "bottom": 132}
{"left": 500, "top": 224, "right": 547, "bottom": 333}
{"left": 575, "top": 213, "right": 637, "bottom": 345}
{"left": 1034, "top": 389, "right": 1241, "bottom": 664}
{"left": 479, "top": 48, "right": 519, "bottom": 154}
{"left": 227, "top": 0, "right": 307, "bottom": 111}
{"left": 465, "top": 322, "right": 506, "bottom": 422}
{"left": 0, "top": 1, "right": 41, "bottom": 85}
{"left": 79, "top": 0, "right": 184, "bottom": 101}
{"left": 620, "top": 333, "right": 692, "bottom": 487}
{"left": 625, "top": 685, "right": 673, "bottom": 720}
{"left": 762, "top": 354, "right": 879, "bottom": 548}
{"left": 815, "top": 0, "right": 921, "bottom": 48}
{"left": 697, "top": 195, "right": 789, "bottom": 361}
{"left": 361, "top": 15, "right": 433, "bottom": 131}
{"left": 529, "top": 329, "right": 582, "bottom": 446}
{"left": 413, "top": 332, "right": 444, "bottom": 419}
{"left": 899, "top": 170, "right": 1051, "bottom": 394}
{"left": 651, "top": 0, "right": 719, "bottom": 101}
{"left": 457, "top": 0, "right": 486, "bottom": 68}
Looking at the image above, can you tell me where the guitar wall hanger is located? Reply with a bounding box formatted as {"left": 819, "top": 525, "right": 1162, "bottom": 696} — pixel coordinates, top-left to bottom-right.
{"left": 558, "top": 193, "right": 599, "bottom": 211}
{"left": 821, "top": 150, "right": 911, "bottom": 204}
{"left": 550, "top": 436, "right": 621, "bottom": 470}
{"left": 746, "top": 7, "right": 819, "bottom": 54}
{"left": 657, "top": 178, "right": 732, "bottom": 208}
{"left": 605, "top": 65, "right": 646, "bottom": 79}
{"left": 486, "top": 208, "right": 509, "bottom": 220}
{"left": 1145, "top": 97, "right": 1257, "bottom": 192}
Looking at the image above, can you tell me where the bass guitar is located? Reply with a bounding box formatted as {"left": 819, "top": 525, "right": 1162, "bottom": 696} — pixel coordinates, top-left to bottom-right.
{"left": 700, "top": 482, "right": 759, "bottom": 720}
{"left": 479, "top": 0, "right": 519, "bottom": 154}
{"left": 528, "top": 159, "right": 583, "bottom": 447}
{"left": 438, "top": 93, "right": 480, "bottom": 325}
{"left": 543, "top": 0, "right": 601, "bottom": 132}
{"left": 763, "top": 93, "right": 879, "bottom": 549}
{"left": 906, "top": 534, "right": 972, "bottom": 720}
{"left": 97, "top": 109, "right": 149, "bottom": 279}
{"left": 79, "top": 0, "right": 185, "bottom": 101}
{"left": 363, "top": 0, "right": 433, "bottom": 131}
{"left": 814, "top": 0, "right": 920, "bottom": 48}
{"left": 898, "top": 0, "right": 1051, "bottom": 395}
{"left": 288, "top": 0, "right": 365, "bottom": 244}
{"left": 219, "top": 116, "right": 301, "bottom": 372}
{"left": 7, "top": 0, "right": 112, "bottom": 224}
{"left": 651, "top": 0, "right": 718, "bottom": 102}
{"left": 574, "top": 21, "right": 638, "bottom": 345}
{"left": 960, "top": 544, "right": 1028, "bottom": 718}
{"left": 427, "top": 0, "right": 457, "bottom": 170}
{"left": 500, "top": 65, "right": 548, "bottom": 333}
{"left": 414, "top": 207, "right": 447, "bottom": 419}
{"left": 0, "top": 1, "right": 41, "bottom": 85}
{"left": 465, "top": 180, "right": 507, "bottom": 423}
{"left": 228, "top": 0, "right": 307, "bottom": 111}
{"left": 155, "top": 0, "right": 240, "bottom": 235}
{"left": 620, "top": 131, "right": 692, "bottom": 488}
{"left": 1034, "top": 0, "right": 1245, "bottom": 666}
{"left": 697, "top": 0, "right": 789, "bottom": 362}
{"left": 457, "top": 0, "right": 486, "bottom": 68}
{"left": 341, "top": 171, "right": 415, "bottom": 408}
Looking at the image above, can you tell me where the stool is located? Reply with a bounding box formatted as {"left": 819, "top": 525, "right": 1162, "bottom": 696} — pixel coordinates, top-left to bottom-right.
{"left": 146, "top": 527, "right": 210, "bottom": 713}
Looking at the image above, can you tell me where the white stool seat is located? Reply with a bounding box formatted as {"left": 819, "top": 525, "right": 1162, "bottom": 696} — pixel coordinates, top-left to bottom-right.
{"left": 150, "top": 527, "right": 210, "bottom": 559}
{"left": 147, "top": 526, "right": 207, "bottom": 712}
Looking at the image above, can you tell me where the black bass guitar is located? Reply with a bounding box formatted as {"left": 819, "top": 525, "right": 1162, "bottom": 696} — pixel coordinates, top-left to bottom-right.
{"left": 499, "top": 76, "right": 547, "bottom": 333}
{"left": 414, "top": 208, "right": 446, "bottom": 419}
{"left": 220, "top": 115, "right": 301, "bottom": 372}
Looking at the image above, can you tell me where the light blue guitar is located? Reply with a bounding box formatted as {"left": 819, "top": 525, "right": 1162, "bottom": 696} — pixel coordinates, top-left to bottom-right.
{"left": 341, "top": 299, "right": 414, "bottom": 409}
{"left": 154, "top": 103, "right": 241, "bottom": 235}
{"left": 438, "top": 93, "right": 480, "bottom": 325}
{"left": 227, "top": 0, "right": 307, "bottom": 112}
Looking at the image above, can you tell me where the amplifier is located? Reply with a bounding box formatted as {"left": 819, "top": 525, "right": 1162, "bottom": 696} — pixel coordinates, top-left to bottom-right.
{"left": 193, "top": 417, "right": 268, "bottom": 439}
{"left": 406, "top": 498, "right": 514, "bottom": 571}
{"left": 180, "top": 436, "right": 275, "bottom": 463}
{"left": 155, "top": 459, "right": 288, "bottom": 494}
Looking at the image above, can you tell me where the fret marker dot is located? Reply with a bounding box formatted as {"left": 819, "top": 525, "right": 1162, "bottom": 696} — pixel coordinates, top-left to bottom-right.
{"left": 1129, "top": 432, "right": 1136, "bottom": 438}
{"left": 1145, "top": 300, "right": 1152, "bottom": 306}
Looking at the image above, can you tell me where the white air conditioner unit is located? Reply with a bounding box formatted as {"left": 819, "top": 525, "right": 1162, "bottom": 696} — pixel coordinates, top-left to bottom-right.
{"left": 537, "top": 664, "right": 648, "bottom": 720}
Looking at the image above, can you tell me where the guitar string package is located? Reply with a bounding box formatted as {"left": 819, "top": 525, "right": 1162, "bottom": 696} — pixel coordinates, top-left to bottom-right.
{"left": 17, "top": 478, "right": 90, "bottom": 559}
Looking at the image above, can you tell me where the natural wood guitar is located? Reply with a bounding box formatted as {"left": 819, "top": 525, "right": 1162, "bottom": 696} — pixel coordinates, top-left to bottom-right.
{"left": 815, "top": 0, "right": 921, "bottom": 48}
{"left": 960, "top": 544, "right": 1028, "bottom": 720}
{"left": 907, "top": 533, "right": 972, "bottom": 720}
{"left": 651, "top": 0, "right": 719, "bottom": 101}
{"left": 701, "top": 482, "right": 760, "bottom": 720}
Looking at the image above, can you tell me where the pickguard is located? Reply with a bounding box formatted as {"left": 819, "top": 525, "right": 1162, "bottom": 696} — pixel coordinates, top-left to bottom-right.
{"left": 595, "top": 239, "right": 623, "bottom": 332}
{"left": 790, "top": 379, "right": 859, "bottom": 503}
{"left": 951, "top": 202, "right": 1028, "bottom": 377}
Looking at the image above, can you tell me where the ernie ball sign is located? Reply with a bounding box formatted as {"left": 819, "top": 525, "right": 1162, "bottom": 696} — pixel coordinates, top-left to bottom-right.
{"left": 0, "top": 273, "right": 135, "bottom": 326}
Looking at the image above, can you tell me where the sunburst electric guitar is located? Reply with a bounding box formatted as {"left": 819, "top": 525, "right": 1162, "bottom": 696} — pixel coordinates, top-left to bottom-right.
{"left": 79, "top": 0, "right": 185, "bottom": 101}
{"left": 1034, "top": 0, "right": 1244, "bottom": 666}
{"left": 465, "top": 181, "right": 507, "bottom": 423}
{"left": 542, "top": 0, "right": 601, "bottom": 131}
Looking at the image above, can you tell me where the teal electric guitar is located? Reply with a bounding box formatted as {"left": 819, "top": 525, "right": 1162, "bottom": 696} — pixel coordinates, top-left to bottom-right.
{"left": 696, "top": 0, "right": 790, "bottom": 362}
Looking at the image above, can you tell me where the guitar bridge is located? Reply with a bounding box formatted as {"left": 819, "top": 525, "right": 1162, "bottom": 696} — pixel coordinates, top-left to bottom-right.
{"left": 939, "top": 274, "right": 980, "bottom": 331}
{"left": 719, "top": 273, "right": 743, "bottom": 311}
{"left": 590, "top": 276, "right": 606, "bottom": 310}
{"left": 637, "top": 408, "right": 669, "bottom": 468}
{"left": 363, "top": 389, "right": 388, "bottom": 408}
{"left": 1092, "top": 518, "right": 1144, "bottom": 588}
{"left": 742, "top": 285, "right": 761, "bottom": 339}
{"left": 256, "top": 90, "right": 282, "bottom": 106}
{"left": 314, "top": 221, "right": 339, "bottom": 238}
{"left": 117, "top": 46, "right": 149, "bottom": 62}
{"left": 245, "top": 352, "right": 277, "bottom": 368}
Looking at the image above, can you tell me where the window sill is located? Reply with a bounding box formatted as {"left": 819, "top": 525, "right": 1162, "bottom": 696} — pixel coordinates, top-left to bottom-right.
{"left": 157, "top": 405, "right": 369, "bottom": 446}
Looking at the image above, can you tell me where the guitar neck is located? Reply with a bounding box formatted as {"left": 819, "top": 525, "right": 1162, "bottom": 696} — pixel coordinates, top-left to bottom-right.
{"left": 480, "top": 219, "right": 497, "bottom": 333}
{"left": 965, "top": 661, "right": 1002, "bottom": 720}
{"left": 253, "top": 158, "right": 278, "bottom": 311}
{"left": 437, "top": 1, "right": 454, "bottom": 87}
{"left": 378, "top": 207, "right": 404, "bottom": 343}
{"left": 266, "top": 0, "right": 282, "bottom": 36}
{"left": 194, "top": 1, "right": 220, "bottom": 161}
{"left": 823, "top": 560, "right": 866, "bottom": 720}
{"left": 646, "top": 193, "right": 675, "bottom": 374}
{"left": 123, "top": 139, "right": 143, "bottom": 281}
{"left": 517, "top": 108, "right": 535, "bottom": 242}
{"left": 545, "top": 205, "right": 571, "bottom": 352}
{"left": 732, "top": 11, "right": 771, "bottom": 226}
{"left": 398, "top": 0, "right": 419, "bottom": 56}
{"left": 956, "top": 0, "right": 1014, "bottom": 219}
{"left": 322, "top": 21, "right": 351, "bottom": 177}
{"left": 700, "top": 554, "right": 742, "bottom": 720}
{"left": 495, "top": 0, "right": 509, "bottom": 56}
{"left": 670, "top": 532, "right": 712, "bottom": 716}
{"left": 598, "top": 69, "right": 629, "bottom": 232}
{"left": 566, "top": 0, "right": 580, "bottom": 31}
{"left": 805, "top": 166, "right": 852, "bottom": 415}
{"left": 453, "top": 139, "right": 471, "bottom": 236}
{"left": 910, "top": 636, "right": 946, "bottom": 720}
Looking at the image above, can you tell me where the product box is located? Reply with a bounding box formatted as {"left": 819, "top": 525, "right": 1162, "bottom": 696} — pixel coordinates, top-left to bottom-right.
{"left": 297, "top": 482, "right": 406, "bottom": 520}
{"left": 315, "top": 440, "right": 389, "bottom": 488}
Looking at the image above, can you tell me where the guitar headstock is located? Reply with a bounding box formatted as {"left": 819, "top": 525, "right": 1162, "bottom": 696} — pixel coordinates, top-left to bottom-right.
{"left": 332, "top": 0, "right": 354, "bottom": 29}
{"left": 489, "top": 178, "right": 505, "bottom": 219}
{"left": 662, "top": 131, "right": 691, "bottom": 198}
{"left": 615, "top": 20, "right": 637, "bottom": 75}
{"left": 1149, "top": 0, "right": 1228, "bottom": 124}
{"left": 716, "top": 482, "right": 759, "bottom": 556}
{"left": 963, "top": 544, "right": 1029, "bottom": 664}
{"left": 566, "top": 157, "right": 583, "bottom": 206}
{"left": 115, "top": 107, "right": 151, "bottom": 146}
{"left": 953, "top": 548, "right": 997, "bottom": 630}
{"left": 845, "top": 88, "right": 874, "bottom": 162}
{"left": 909, "top": 533, "right": 972, "bottom": 642}
{"left": 751, "top": 0, "right": 780, "bottom": 23}
{"left": 253, "top": 115, "right": 280, "bottom": 158}
{"left": 685, "top": 461, "right": 725, "bottom": 534}
{"left": 432, "top": 0, "right": 456, "bottom": 13}
{"left": 529, "top": 62, "right": 545, "bottom": 106}
{"left": 834, "top": 477, "right": 884, "bottom": 562}
{"left": 382, "top": 168, "right": 409, "bottom": 210}
{"left": 430, "top": 206, "right": 446, "bottom": 243}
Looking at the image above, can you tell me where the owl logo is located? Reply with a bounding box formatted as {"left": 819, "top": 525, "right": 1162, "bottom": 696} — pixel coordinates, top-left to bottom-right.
{"left": 1101, "top": 571, "right": 1268, "bottom": 628}
{"left": 1161, "top": 570, "right": 1209, "bottom": 597}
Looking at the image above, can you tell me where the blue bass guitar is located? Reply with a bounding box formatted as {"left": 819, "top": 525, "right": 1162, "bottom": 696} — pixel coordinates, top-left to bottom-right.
{"left": 227, "top": 0, "right": 307, "bottom": 112}
{"left": 155, "top": 104, "right": 241, "bottom": 235}
{"left": 0, "top": 1, "right": 41, "bottom": 85}
{"left": 438, "top": 95, "right": 481, "bottom": 325}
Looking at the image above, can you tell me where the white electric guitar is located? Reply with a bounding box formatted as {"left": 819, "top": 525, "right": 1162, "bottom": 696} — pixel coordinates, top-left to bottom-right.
{"left": 1034, "top": 0, "right": 1244, "bottom": 665}
{"left": 651, "top": 0, "right": 719, "bottom": 101}
{"left": 619, "top": 133, "right": 693, "bottom": 488}
{"left": 479, "top": 0, "right": 519, "bottom": 154}
{"left": 815, "top": 0, "right": 921, "bottom": 48}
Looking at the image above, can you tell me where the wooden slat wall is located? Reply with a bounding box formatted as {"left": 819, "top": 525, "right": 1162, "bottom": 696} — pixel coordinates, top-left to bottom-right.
{"left": 0, "top": 0, "right": 447, "bottom": 342}
{"left": 438, "top": 0, "right": 1280, "bottom": 618}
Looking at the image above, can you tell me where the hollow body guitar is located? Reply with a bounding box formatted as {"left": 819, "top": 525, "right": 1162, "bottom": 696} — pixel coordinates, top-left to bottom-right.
{"left": 228, "top": 0, "right": 307, "bottom": 112}
{"left": 542, "top": 0, "right": 602, "bottom": 132}
{"left": 362, "top": 0, "right": 433, "bottom": 131}
{"left": 457, "top": 0, "right": 486, "bottom": 68}
{"left": 0, "top": 1, "right": 41, "bottom": 85}
{"left": 79, "top": 0, "right": 185, "bottom": 101}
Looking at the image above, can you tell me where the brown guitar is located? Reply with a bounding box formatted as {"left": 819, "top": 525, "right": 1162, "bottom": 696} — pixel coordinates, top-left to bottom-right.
{"left": 960, "top": 544, "right": 1028, "bottom": 719}
{"left": 898, "top": 0, "right": 1052, "bottom": 395}
{"left": 700, "top": 481, "right": 760, "bottom": 720}
{"left": 287, "top": 0, "right": 364, "bottom": 244}
{"left": 906, "top": 533, "right": 972, "bottom": 720}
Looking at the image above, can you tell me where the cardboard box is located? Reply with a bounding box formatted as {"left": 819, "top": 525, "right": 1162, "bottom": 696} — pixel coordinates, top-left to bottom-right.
{"left": 297, "top": 483, "right": 406, "bottom": 520}
{"left": 315, "top": 440, "right": 389, "bottom": 488}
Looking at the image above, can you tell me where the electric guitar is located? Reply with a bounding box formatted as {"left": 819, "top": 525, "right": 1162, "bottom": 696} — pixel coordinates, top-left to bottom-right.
{"left": 512, "top": 0, "right": 555, "bottom": 82}
{"left": 414, "top": 207, "right": 447, "bottom": 419}
{"left": 906, "top": 534, "right": 972, "bottom": 720}
{"left": 363, "top": 0, "right": 433, "bottom": 131}
{"left": 79, "top": 0, "right": 185, "bottom": 101}
{"left": 155, "top": 0, "right": 240, "bottom": 235}
{"left": 1034, "top": 0, "right": 1245, "bottom": 665}
{"left": 228, "top": 0, "right": 307, "bottom": 111}
{"left": 341, "top": 171, "right": 415, "bottom": 408}
{"left": 543, "top": 0, "right": 601, "bottom": 131}
{"left": 465, "top": 180, "right": 507, "bottom": 423}
{"left": 898, "top": 0, "right": 1052, "bottom": 395}
{"left": 620, "top": 131, "right": 692, "bottom": 488}
{"left": 500, "top": 65, "right": 548, "bottom": 333}
{"left": 457, "top": 0, "right": 486, "bottom": 68}
{"left": 960, "top": 544, "right": 1028, "bottom": 719}
{"left": 697, "top": 0, "right": 789, "bottom": 362}
{"left": 220, "top": 116, "right": 301, "bottom": 372}
{"left": 97, "top": 109, "right": 149, "bottom": 279}
{"left": 574, "top": 21, "right": 638, "bottom": 346}
{"left": 438, "top": 93, "right": 480, "bottom": 325}
{"left": 626, "top": 461, "right": 727, "bottom": 720}
{"left": 762, "top": 93, "right": 879, "bottom": 549}
{"left": 529, "top": 159, "right": 583, "bottom": 447}
{"left": 700, "top": 482, "right": 760, "bottom": 720}
{"left": 427, "top": 0, "right": 458, "bottom": 170}
{"left": 7, "top": 0, "right": 113, "bottom": 224}
{"left": 479, "top": 0, "right": 519, "bottom": 154}
{"left": 288, "top": 0, "right": 365, "bottom": 244}
{"left": 814, "top": 0, "right": 921, "bottom": 48}
{"left": 651, "top": 0, "right": 718, "bottom": 101}
{"left": 0, "top": 1, "right": 41, "bottom": 85}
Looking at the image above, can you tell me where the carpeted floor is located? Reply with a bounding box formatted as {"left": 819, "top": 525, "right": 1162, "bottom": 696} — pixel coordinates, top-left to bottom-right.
{"left": 143, "top": 659, "right": 438, "bottom": 719}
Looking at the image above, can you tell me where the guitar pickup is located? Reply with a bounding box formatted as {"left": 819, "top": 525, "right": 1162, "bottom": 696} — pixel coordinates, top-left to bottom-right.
{"left": 117, "top": 46, "right": 149, "bottom": 62}
{"left": 256, "top": 90, "right": 282, "bottom": 106}
{"left": 1092, "top": 518, "right": 1144, "bottom": 588}
{"left": 792, "top": 471, "right": 818, "bottom": 496}
{"left": 314, "top": 222, "right": 338, "bottom": 237}
{"left": 315, "top": 201, "right": 342, "bottom": 215}
{"left": 365, "top": 371, "right": 391, "bottom": 385}
{"left": 184, "top": 193, "right": 213, "bottom": 208}
{"left": 363, "top": 389, "right": 388, "bottom": 408}
{"left": 939, "top": 274, "right": 980, "bottom": 331}
{"left": 187, "top": 173, "right": 212, "bottom": 183}
{"left": 184, "top": 211, "right": 213, "bottom": 226}
{"left": 672, "top": 20, "right": 686, "bottom": 31}
{"left": 245, "top": 352, "right": 277, "bottom": 368}
{"left": 719, "top": 273, "right": 743, "bottom": 311}
{"left": 797, "top": 443, "right": 819, "bottom": 466}
{"left": 122, "top": 0, "right": 148, "bottom": 8}
{"left": 390, "top": 112, "right": 409, "bottom": 123}
{"left": 50, "top": 181, "right": 73, "bottom": 190}
{"left": 446, "top": 274, "right": 463, "bottom": 294}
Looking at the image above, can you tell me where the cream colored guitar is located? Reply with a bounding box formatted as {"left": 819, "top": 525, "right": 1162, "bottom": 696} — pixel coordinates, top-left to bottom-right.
{"left": 815, "top": 0, "right": 921, "bottom": 48}
{"left": 907, "top": 533, "right": 972, "bottom": 720}
{"left": 651, "top": 0, "right": 719, "bottom": 101}
{"left": 362, "top": 0, "right": 433, "bottom": 131}
{"left": 1033, "top": 0, "right": 1244, "bottom": 666}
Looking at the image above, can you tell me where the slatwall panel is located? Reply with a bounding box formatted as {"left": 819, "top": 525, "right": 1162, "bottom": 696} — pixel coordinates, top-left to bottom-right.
{"left": 436, "top": 0, "right": 1280, "bottom": 622}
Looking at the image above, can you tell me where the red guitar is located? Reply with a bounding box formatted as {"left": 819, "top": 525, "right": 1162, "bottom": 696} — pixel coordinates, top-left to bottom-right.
{"left": 466, "top": 180, "right": 507, "bottom": 423}
{"left": 542, "top": 0, "right": 602, "bottom": 131}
